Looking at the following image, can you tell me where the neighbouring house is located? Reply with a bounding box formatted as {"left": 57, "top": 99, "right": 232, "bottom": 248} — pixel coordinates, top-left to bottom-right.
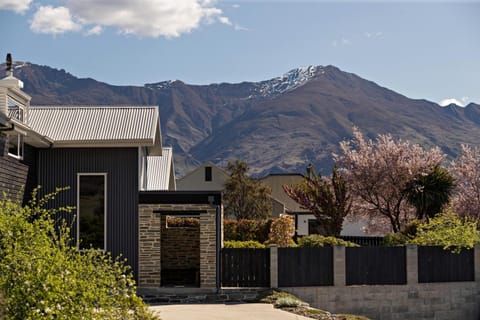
{"left": 261, "top": 172, "right": 368, "bottom": 236}
{"left": 0, "top": 58, "right": 222, "bottom": 290}
{"left": 176, "top": 161, "right": 228, "bottom": 191}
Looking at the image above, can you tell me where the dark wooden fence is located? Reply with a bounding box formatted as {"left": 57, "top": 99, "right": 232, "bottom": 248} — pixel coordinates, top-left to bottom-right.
{"left": 418, "top": 246, "right": 474, "bottom": 283}
{"left": 340, "top": 236, "right": 384, "bottom": 246}
{"left": 278, "top": 247, "right": 333, "bottom": 287}
{"left": 221, "top": 248, "right": 270, "bottom": 287}
{"left": 346, "top": 246, "right": 406, "bottom": 285}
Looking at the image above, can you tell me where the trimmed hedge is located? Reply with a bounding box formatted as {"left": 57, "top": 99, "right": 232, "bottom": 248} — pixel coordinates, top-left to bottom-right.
{"left": 298, "top": 235, "right": 359, "bottom": 247}
{"left": 223, "top": 240, "right": 266, "bottom": 248}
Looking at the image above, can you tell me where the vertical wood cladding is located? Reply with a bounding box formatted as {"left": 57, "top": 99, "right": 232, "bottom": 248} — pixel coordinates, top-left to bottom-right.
{"left": 0, "top": 133, "right": 37, "bottom": 202}
{"left": 37, "top": 148, "right": 139, "bottom": 278}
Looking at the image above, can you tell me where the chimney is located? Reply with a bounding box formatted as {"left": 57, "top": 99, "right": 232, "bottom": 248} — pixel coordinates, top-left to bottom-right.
{"left": 6, "top": 53, "right": 13, "bottom": 77}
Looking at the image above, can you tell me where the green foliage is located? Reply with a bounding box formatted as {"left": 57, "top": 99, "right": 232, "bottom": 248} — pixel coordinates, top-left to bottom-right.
{"left": 223, "top": 240, "right": 266, "bottom": 248}
{"left": 255, "top": 289, "right": 302, "bottom": 304}
{"left": 297, "top": 235, "right": 359, "bottom": 247}
{"left": 405, "top": 165, "right": 455, "bottom": 220}
{"left": 0, "top": 189, "right": 157, "bottom": 320}
{"left": 275, "top": 297, "right": 301, "bottom": 308}
{"left": 283, "top": 166, "right": 351, "bottom": 236}
{"left": 223, "top": 160, "right": 272, "bottom": 220}
{"left": 223, "top": 219, "right": 272, "bottom": 243}
{"left": 166, "top": 216, "right": 199, "bottom": 228}
{"left": 267, "top": 216, "right": 295, "bottom": 247}
{"left": 383, "top": 220, "right": 421, "bottom": 246}
{"left": 409, "top": 210, "right": 480, "bottom": 253}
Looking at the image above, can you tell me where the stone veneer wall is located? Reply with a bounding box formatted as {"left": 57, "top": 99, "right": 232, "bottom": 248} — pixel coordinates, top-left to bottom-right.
{"left": 160, "top": 216, "right": 200, "bottom": 270}
{"left": 138, "top": 203, "right": 219, "bottom": 288}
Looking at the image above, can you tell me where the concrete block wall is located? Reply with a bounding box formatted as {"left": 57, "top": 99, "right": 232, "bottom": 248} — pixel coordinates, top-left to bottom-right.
{"left": 138, "top": 203, "right": 219, "bottom": 289}
{"left": 276, "top": 245, "right": 480, "bottom": 320}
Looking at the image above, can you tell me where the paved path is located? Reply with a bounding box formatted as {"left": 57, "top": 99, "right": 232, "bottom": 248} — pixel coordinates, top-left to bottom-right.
{"left": 150, "top": 303, "right": 313, "bottom": 320}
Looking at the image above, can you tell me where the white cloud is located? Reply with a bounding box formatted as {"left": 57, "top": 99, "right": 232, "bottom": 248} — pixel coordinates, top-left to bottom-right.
{"left": 364, "top": 31, "right": 383, "bottom": 38}
{"left": 439, "top": 98, "right": 465, "bottom": 107}
{"left": 30, "top": 6, "right": 81, "bottom": 34}
{"left": 218, "top": 16, "right": 232, "bottom": 25}
{"left": 0, "top": 0, "right": 32, "bottom": 13}
{"left": 65, "top": 0, "right": 226, "bottom": 38}
{"left": 232, "top": 4, "right": 240, "bottom": 8}
{"left": 332, "top": 37, "right": 350, "bottom": 47}
{"left": 85, "top": 25, "right": 102, "bottom": 36}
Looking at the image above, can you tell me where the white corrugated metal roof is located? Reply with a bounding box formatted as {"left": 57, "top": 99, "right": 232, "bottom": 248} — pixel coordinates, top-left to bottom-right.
{"left": 29, "top": 106, "right": 159, "bottom": 146}
{"left": 146, "top": 147, "right": 174, "bottom": 190}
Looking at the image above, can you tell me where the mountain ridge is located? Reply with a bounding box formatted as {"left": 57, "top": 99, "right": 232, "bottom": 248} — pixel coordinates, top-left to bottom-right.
{"left": 5, "top": 61, "right": 480, "bottom": 177}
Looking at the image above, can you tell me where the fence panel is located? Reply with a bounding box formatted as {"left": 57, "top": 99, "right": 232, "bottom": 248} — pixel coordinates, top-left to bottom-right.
{"left": 346, "top": 246, "right": 406, "bottom": 285}
{"left": 221, "top": 248, "right": 270, "bottom": 287}
{"left": 418, "top": 246, "right": 474, "bottom": 283}
{"left": 278, "top": 247, "right": 333, "bottom": 287}
{"left": 339, "top": 236, "right": 384, "bottom": 246}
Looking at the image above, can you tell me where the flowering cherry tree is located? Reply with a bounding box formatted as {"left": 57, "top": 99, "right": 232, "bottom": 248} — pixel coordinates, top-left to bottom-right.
{"left": 335, "top": 127, "right": 445, "bottom": 233}
{"left": 450, "top": 145, "right": 480, "bottom": 219}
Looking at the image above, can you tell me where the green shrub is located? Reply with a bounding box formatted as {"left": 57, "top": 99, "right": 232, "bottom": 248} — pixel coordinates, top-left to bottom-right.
{"left": 298, "top": 235, "right": 359, "bottom": 247}
{"left": 224, "top": 219, "right": 238, "bottom": 241}
{"left": 166, "top": 216, "right": 199, "bottom": 228}
{"left": 268, "top": 216, "right": 295, "bottom": 247}
{"left": 223, "top": 240, "right": 266, "bottom": 248}
{"left": 275, "top": 297, "right": 301, "bottom": 308}
{"left": 383, "top": 233, "right": 409, "bottom": 246}
{"left": 409, "top": 210, "right": 480, "bottom": 253}
{"left": 237, "top": 219, "right": 261, "bottom": 241}
{"left": 0, "top": 190, "right": 157, "bottom": 320}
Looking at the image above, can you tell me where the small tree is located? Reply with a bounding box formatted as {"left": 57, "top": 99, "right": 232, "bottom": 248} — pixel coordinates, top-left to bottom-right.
{"left": 450, "top": 145, "right": 480, "bottom": 219}
{"left": 405, "top": 165, "right": 455, "bottom": 221}
{"left": 335, "top": 127, "right": 445, "bottom": 233}
{"left": 223, "top": 160, "right": 272, "bottom": 220}
{"left": 283, "top": 166, "right": 351, "bottom": 236}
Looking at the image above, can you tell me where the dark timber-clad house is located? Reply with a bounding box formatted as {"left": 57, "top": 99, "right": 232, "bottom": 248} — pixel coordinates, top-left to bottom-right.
{"left": 0, "top": 56, "right": 222, "bottom": 290}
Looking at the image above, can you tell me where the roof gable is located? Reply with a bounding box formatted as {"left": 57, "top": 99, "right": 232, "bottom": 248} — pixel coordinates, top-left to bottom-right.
{"left": 29, "top": 106, "right": 161, "bottom": 150}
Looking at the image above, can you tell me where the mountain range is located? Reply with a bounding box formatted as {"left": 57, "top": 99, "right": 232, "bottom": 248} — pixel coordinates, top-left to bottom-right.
{"left": 6, "top": 62, "right": 480, "bottom": 177}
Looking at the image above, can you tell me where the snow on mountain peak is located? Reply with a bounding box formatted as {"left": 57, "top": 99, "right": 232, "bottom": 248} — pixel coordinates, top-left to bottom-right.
{"left": 255, "top": 65, "right": 320, "bottom": 97}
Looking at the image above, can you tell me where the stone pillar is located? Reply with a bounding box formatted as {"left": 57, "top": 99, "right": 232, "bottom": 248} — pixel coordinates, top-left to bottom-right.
{"left": 333, "top": 246, "right": 346, "bottom": 286}
{"left": 138, "top": 204, "right": 162, "bottom": 287}
{"left": 270, "top": 245, "right": 278, "bottom": 288}
{"left": 475, "top": 244, "right": 480, "bottom": 282}
{"left": 406, "top": 244, "right": 418, "bottom": 284}
{"left": 199, "top": 207, "right": 217, "bottom": 288}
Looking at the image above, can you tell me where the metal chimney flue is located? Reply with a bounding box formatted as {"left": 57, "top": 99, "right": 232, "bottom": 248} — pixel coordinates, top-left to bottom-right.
{"left": 6, "top": 53, "right": 13, "bottom": 77}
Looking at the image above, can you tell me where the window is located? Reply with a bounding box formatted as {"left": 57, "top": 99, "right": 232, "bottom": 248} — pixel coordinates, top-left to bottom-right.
{"left": 7, "top": 99, "right": 24, "bottom": 122}
{"left": 77, "top": 174, "right": 107, "bottom": 250}
{"left": 308, "top": 219, "right": 324, "bottom": 235}
{"left": 205, "top": 166, "right": 212, "bottom": 182}
{"left": 7, "top": 134, "right": 24, "bottom": 159}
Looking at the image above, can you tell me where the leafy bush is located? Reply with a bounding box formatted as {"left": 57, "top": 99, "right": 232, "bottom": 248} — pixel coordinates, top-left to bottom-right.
{"left": 383, "top": 220, "right": 421, "bottom": 246}
{"left": 224, "top": 219, "right": 271, "bottom": 242}
{"left": 224, "top": 219, "right": 238, "bottom": 241}
{"left": 223, "top": 240, "right": 266, "bottom": 248}
{"left": 409, "top": 210, "right": 480, "bottom": 253}
{"left": 166, "top": 216, "right": 199, "bottom": 228}
{"left": 268, "top": 216, "right": 295, "bottom": 247}
{"left": 0, "top": 190, "right": 157, "bottom": 320}
{"left": 298, "top": 235, "right": 359, "bottom": 247}
{"left": 275, "top": 297, "right": 301, "bottom": 308}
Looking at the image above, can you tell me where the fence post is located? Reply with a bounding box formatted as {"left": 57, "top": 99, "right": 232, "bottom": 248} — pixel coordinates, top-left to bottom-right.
{"left": 270, "top": 245, "right": 278, "bottom": 288}
{"left": 406, "top": 244, "right": 418, "bottom": 284}
{"left": 333, "top": 246, "right": 346, "bottom": 286}
{"left": 475, "top": 244, "right": 480, "bottom": 282}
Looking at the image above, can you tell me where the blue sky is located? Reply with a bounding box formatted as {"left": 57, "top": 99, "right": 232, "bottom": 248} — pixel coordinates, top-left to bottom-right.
{"left": 1, "top": 0, "right": 479, "bottom": 106}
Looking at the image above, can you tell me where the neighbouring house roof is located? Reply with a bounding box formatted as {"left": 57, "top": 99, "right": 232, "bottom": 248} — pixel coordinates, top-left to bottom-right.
{"left": 29, "top": 106, "right": 162, "bottom": 154}
{"left": 260, "top": 173, "right": 308, "bottom": 213}
{"left": 176, "top": 161, "right": 229, "bottom": 191}
{"left": 145, "top": 147, "right": 176, "bottom": 191}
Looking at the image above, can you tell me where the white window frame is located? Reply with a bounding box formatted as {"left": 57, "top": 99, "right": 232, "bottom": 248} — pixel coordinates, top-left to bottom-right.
{"left": 77, "top": 173, "right": 107, "bottom": 251}
{"left": 7, "top": 134, "right": 24, "bottom": 160}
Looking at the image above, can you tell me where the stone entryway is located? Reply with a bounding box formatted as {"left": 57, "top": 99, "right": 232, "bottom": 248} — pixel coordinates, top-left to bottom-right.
{"left": 138, "top": 191, "right": 222, "bottom": 290}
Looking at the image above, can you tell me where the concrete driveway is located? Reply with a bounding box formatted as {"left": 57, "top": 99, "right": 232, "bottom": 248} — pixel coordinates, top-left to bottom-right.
{"left": 150, "top": 303, "right": 313, "bottom": 320}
